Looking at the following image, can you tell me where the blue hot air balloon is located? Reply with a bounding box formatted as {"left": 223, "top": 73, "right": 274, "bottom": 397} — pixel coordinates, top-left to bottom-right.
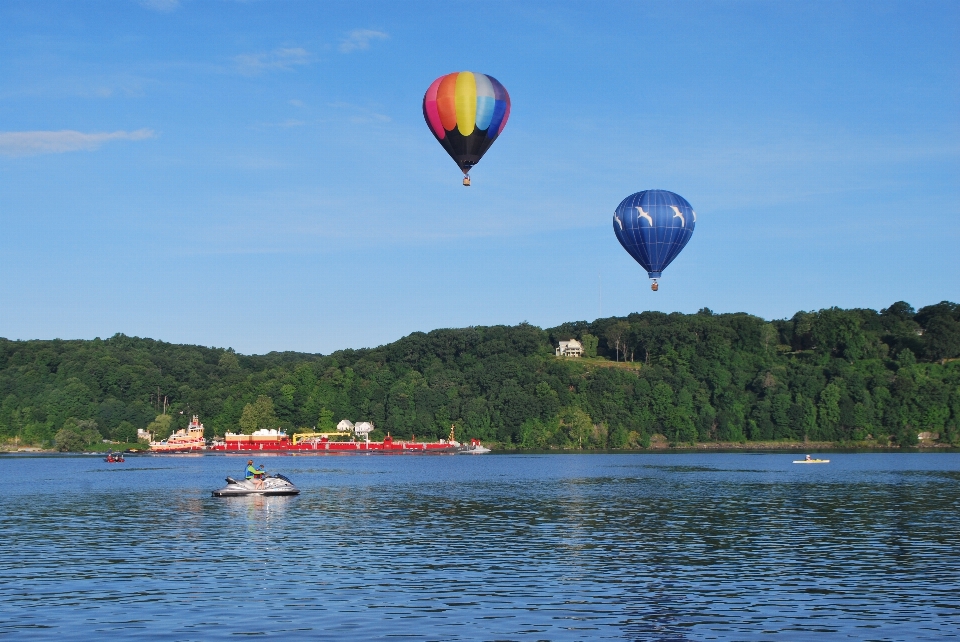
{"left": 613, "top": 189, "right": 696, "bottom": 291}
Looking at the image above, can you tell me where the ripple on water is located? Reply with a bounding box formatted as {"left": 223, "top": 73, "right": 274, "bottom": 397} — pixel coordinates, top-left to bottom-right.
{"left": 0, "top": 452, "right": 959, "bottom": 640}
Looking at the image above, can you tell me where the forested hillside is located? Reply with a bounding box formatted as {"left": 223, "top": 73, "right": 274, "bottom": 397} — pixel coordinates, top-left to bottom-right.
{"left": 2, "top": 301, "right": 958, "bottom": 450}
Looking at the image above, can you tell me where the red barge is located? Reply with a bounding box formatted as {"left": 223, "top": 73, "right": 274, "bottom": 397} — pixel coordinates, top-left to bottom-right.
{"left": 208, "top": 422, "right": 490, "bottom": 455}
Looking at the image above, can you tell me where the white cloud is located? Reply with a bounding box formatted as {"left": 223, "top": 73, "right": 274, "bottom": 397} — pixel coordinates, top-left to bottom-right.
{"left": 234, "top": 47, "right": 313, "bottom": 74}
{"left": 138, "top": 0, "right": 179, "bottom": 12}
{"left": 338, "top": 29, "right": 388, "bottom": 53}
{"left": 0, "top": 129, "right": 156, "bottom": 157}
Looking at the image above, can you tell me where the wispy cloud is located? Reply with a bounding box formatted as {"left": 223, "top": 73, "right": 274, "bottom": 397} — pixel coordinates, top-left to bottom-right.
{"left": 0, "top": 129, "right": 156, "bottom": 157}
{"left": 338, "top": 29, "right": 388, "bottom": 53}
{"left": 234, "top": 47, "right": 313, "bottom": 74}
{"left": 0, "top": 74, "right": 157, "bottom": 100}
{"left": 329, "top": 102, "right": 391, "bottom": 124}
{"left": 252, "top": 119, "right": 305, "bottom": 129}
{"left": 138, "top": 0, "right": 179, "bottom": 12}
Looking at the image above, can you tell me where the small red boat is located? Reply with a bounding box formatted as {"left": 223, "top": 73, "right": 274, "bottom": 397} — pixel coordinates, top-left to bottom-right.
{"left": 104, "top": 452, "right": 125, "bottom": 463}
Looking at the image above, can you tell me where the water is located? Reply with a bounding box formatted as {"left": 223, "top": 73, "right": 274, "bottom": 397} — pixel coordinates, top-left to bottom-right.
{"left": 1, "top": 452, "right": 959, "bottom": 641}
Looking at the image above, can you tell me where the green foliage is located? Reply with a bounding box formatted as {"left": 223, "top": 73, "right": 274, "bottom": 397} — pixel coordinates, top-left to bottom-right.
{"left": 317, "top": 407, "right": 335, "bottom": 431}
{"left": 55, "top": 418, "right": 102, "bottom": 452}
{"left": 218, "top": 350, "right": 240, "bottom": 372}
{"left": 145, "top": 414, "right": 173, "bottom": 441}
{"left": 559, "top": 406, "right": 594, "bottom": 448}
{"left": 114, "top": 420, "right": 138, "bottom": 443}
{"left": 1, "top": 303, "right": 958, "bottom": 449}
{"left": 581, "top": 333, "right": 599, "bottom": 358}
{"left": 605, "top": 322, "right": 630, "bottom": 362}
{"left": 239, "top": 396, "right": 279, "bottom": 434}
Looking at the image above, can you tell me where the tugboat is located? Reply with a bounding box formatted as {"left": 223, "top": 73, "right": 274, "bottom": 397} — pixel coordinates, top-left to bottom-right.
{"left": 150, "top": 415, "right": 207, "bottom": 453}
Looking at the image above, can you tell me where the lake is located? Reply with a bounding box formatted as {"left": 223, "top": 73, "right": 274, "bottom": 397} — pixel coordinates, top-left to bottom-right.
{"left": 1, "top": 452, "right": 958, "bottom": 641}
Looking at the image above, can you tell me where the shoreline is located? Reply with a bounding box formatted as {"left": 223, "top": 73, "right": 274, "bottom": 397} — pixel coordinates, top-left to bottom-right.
{"left": 3, "top": 441, "right": 957, "bottom": 455}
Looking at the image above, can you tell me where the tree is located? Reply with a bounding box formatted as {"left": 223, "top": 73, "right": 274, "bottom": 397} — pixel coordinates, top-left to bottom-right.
{"left": 145, "top": 414, "right": 173, "bottom": 440}
{"left": 55, "top": 427, "right": 86, "bottom": 452}
{"left": 915, "top": 301, "right": 960, "bottom": 327}
{"left": 666, "top": 406, "right": 696, "bottom": 444}
{"left": 923, "top": 316, "right": 960, "bottom": 361}
{"left": 795, "top": 392, "right": 817, "bottom": 441}
{"left": 317, "top": 407, "right": 335, "bottom": 431}
{"left": 881, "top": 301, "right": 916, "bottom": 321}
{"left": 760, "top": 323, "right": 778, "bottom": 355}
{"left": 605, "top": 322, "right": 629, "bottom": 362}
{"left": 55, "top": 418, "right": 102, "bottom": 452}
{"left": 817, "top": 383, "right": 842, "bottom": 440}
{"left": 218, "top": 350, "right": 240, "bottom": 372}
{"left": 115, "top": 420, "right": 138, "bottom": 443}
{"left": 519, "top": 418, "right": 550, "bottom": 449}
{"left": 813, "top": 308, "right": 866, "bottom": 360}
{"left": 239, "top": 395, "right": 279, "bottom": 434}
{"left": 581, "top": 333, "right": 599, "bottom": 358}
{"left": 559, "top": 407, "right": 593, "bottom": 448}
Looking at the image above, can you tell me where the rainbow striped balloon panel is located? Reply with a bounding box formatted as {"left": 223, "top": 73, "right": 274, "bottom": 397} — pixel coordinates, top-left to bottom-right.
{"left": 423, "top": 71, "right": 511, "bottom": 174}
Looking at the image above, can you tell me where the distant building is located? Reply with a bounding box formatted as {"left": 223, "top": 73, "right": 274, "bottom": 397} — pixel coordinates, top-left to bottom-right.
{"left": 337, "top": 419, "right": 354, "bottom": 432}
{"left": 354, "top": 421, "right": 374, "bottom": 435}
{"left": 137, "top": 428, "right": 152, "bottom": 442}
{"left": 556, "top": 339, "right": 583, "bottom": 357}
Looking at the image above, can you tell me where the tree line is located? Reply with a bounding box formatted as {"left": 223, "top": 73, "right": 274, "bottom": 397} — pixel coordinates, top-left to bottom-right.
{"left": 1, "top": 301, "right": 958, "bottom": 450}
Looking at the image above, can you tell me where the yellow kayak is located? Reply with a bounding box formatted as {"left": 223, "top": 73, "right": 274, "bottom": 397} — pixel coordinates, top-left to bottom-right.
{"left": 793, "top": 459, "right": 830, "bottom": 464}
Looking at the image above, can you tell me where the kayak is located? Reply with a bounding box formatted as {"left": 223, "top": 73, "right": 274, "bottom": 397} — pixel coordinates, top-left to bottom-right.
{"left": 793, "top": 459, "right": 830, "bottom": 464}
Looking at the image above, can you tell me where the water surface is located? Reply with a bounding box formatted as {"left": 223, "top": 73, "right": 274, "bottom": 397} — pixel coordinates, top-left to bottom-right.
{"left": 2, "top": 452, "right": 958, "bottom": 641}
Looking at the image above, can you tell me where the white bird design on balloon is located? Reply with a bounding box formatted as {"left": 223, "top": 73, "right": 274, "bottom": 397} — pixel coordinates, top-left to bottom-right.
{"left": 635, "top": 206, "right": 653, "bottom": 226}
{"left": 669, "top": 205, "right": 686, "bottom": 227}
{"left": 614, "top": 214, "right": 623, "bottom": 231}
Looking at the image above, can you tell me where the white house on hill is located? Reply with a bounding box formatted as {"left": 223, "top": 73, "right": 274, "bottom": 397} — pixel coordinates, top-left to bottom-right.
{"left": 556, "top": 339, "right": 583, "bottom": 357}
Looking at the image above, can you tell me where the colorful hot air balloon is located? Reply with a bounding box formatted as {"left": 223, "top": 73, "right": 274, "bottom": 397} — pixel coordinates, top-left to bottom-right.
{"left": 613, "top": 190, "right": 696, "bottom": 291}
{"left": 422, "top": 71, "right": 510, "bottom": 186}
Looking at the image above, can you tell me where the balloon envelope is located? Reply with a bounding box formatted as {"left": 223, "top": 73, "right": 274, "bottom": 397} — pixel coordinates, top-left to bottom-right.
{"left": 613, "top": 190, "right": 696, "bottom": 279}
{"left": 423, "top": 71, "right": 510, "bottom": 175}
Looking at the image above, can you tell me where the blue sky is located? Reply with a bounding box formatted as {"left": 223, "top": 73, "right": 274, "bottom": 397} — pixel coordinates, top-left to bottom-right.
{"left": 1, "top": 0, "right": 957, "bottom": 355}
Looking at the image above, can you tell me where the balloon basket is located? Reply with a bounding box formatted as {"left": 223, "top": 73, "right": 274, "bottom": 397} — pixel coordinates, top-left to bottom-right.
{"left": 462, "top": 176, "right": 471, "bottom": 187}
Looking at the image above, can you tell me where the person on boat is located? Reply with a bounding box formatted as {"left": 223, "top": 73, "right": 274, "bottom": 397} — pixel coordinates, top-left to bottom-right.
{"left": 805, "top": 454, "right": 812, "bottom": 461}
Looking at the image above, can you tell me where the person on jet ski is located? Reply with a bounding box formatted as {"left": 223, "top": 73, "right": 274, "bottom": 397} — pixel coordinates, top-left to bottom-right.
{"left": 245, "top": 460, "right": 266, "bottom": 490}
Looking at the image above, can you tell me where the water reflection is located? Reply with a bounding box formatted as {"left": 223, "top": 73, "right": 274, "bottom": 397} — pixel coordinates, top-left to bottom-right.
{"left": 0, "top": 453, "right": 958, "bottom": 640}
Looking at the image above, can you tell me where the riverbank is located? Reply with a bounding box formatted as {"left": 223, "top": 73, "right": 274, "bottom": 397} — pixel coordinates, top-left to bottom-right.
{"left": 490, "top": 435, "right": 959, "bottom": 452}
{"left": 4, "top": 438, "right": 957, "bottom": 454}
{"left": 0, "top": 441, "right": 144, "bottom": 454}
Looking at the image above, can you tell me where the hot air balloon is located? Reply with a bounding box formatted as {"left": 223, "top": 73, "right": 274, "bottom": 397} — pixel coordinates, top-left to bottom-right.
{"left": 423, "top": 71, "right": 510, "bottom": 186}
{"left": 613, "top": 190, "right": 696, "bottom": 291}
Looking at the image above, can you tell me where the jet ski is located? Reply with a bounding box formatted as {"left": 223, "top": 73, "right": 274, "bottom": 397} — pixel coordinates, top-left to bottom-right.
{"left": 212, "top": 473, "right": 300, "bottom": 497}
